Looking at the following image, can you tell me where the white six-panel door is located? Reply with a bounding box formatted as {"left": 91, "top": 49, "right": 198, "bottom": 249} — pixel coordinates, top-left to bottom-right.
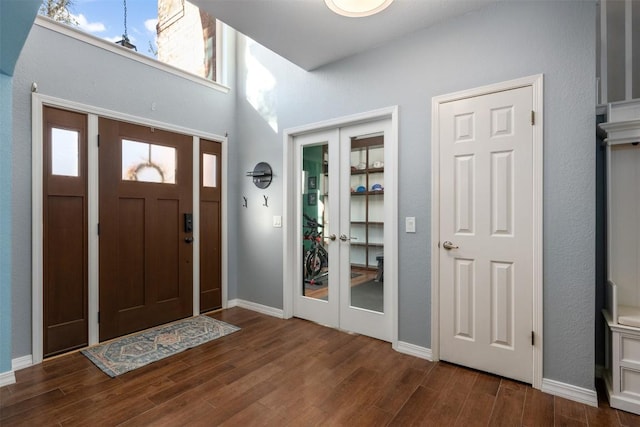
{"left": 439, "top": 86, "right": 534, "bottom": 383}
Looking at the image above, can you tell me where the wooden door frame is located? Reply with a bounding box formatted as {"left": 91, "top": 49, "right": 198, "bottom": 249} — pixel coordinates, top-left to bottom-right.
{"left": 430, "top": 74, "right": 544, "bottom": 389}
{"left": 31, "top": 93, "right": 228, "bottom": 364}
{"left": 282, "top": 106, "right": 399, "bottom": 346}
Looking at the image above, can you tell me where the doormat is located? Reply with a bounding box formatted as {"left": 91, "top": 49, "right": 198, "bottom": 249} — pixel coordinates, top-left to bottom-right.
{"left": 81, "top": 315, "right": 240, "bottom": 377}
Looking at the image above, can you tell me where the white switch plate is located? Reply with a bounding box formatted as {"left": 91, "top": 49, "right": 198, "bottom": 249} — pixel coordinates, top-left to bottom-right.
{"left": 273, "top": 215, "right": 282, "bottom": 228}
{"left": 406, "top": 217, "right": 416, "bottom": 233}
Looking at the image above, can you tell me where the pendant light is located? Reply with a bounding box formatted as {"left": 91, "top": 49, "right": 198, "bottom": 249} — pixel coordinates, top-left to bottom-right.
{"left": 115, "top": 0, "right": 137, "bottom": 51}
{"left": 325, "top": 0, "right": 394, "bottom": 17}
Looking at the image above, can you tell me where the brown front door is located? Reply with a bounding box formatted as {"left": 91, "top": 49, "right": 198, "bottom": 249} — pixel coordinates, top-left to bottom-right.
{"left": 98, "top": 118, "right": 193, "bottom": 341}
{"left": 43, "top": 106, "right": 88, "bottom": 357}
{"left": 199, "top": 139, "right": 222, "bottom": 312}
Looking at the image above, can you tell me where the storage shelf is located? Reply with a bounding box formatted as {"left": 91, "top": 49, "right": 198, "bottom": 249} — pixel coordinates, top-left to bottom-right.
{"left": 350, "top": 167, "right": 384, "bottom": 175}
{"left": 351, "top": 242, "right": 383, "bottom": 248}
{"left": 349, "top": 135, "right": 384, "bottom": 271}
{"left": 351, "top": 191, "right": 384, "bottom": 196}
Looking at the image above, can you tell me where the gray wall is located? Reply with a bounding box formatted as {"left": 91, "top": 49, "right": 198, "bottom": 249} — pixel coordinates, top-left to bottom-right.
{"left": 11, "top": 1, "right": 597, "bottom": 392}
{"left": 11, "top": 23, "right": 237, "bottom": 357}
{"left": 233, "top": 1, "right": 596, "bottom": 389}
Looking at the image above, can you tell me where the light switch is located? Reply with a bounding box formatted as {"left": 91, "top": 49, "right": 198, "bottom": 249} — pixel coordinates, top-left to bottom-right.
{"left": 406, "top": 217, "right": 416, "bottom": 233}
{"left": 273, "top": 215, "right": 282, "bottom": 228}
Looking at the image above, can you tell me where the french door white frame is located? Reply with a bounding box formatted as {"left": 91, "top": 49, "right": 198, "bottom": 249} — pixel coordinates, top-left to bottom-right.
{"left": 31, "top": 93, "right": 229, "bottom": 364}
{"left": 430, "top": 75, "right": 544, "bottom": 389}
{"left": 283, "top": 106, "right": 399, "bottom": 345}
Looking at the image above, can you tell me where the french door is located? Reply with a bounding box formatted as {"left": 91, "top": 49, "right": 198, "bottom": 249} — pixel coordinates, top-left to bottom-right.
{"left": 293, "top": 119, "right": 393, "bottom": 341}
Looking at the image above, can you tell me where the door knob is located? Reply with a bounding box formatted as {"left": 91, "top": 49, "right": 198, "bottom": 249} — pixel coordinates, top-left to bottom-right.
{"left": 185, "top": 237, "right": 194, "bottom": 244}
{"left": 325, "top": 234, "right": 337, "bottom": 241}
{"left": 442, "top": 240, "right": 458, "bottom": 250}
{"left": 340, "top": 234, "right": 358, "bottom": 242}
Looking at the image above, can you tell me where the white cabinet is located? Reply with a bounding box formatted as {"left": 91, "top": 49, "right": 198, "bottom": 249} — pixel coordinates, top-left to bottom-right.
{"left": 601, "top": 99, "right": 640, "bottom": 414}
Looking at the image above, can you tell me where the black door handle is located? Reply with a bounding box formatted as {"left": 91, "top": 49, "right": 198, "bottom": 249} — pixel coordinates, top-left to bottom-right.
{"left": 185, "top": 237, "right": 194, "bottom": 244}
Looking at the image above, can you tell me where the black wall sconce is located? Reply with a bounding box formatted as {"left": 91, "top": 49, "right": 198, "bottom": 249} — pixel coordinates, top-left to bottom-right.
{"left": 246, "top": 162, "right": 273, "bottom": 189}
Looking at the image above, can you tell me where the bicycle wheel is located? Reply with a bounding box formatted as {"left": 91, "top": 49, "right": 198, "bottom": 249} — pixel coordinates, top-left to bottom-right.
{"left": 305, "top": 250, "right": 323, "bottom": 279}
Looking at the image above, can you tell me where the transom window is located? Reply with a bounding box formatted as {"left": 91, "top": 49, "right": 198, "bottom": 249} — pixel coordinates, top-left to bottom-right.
{"left": 38, "top": 0, "right": 219, "bottom": 83}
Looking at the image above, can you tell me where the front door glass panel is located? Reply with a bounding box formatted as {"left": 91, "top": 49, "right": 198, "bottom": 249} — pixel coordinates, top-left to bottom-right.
{"left": 51, "top": 128, "right": 79, "bottom": 177}
{"left": 349, "top": 136, "right": 384, "bottom": 313}
{"left": 122, "top": 139, "right": 177, "bottom": 184}
{"left": 302, "top": 144, "right": 329, "bottom": 300}
{"left": 202, "top": 153, "right": 217, "bottom": 187}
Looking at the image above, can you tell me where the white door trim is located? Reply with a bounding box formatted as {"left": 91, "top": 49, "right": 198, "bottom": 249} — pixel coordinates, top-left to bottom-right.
{"left": 430, "top": 74, "right": 543, "bottom": 389}
{"left": 283, "top": 106, "right": 399, "bottom": 346}
{"left": 31, "top": 93, "right": 228, "bottom": 364}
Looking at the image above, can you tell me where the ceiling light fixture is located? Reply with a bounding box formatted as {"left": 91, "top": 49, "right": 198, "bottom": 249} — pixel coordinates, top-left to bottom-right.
{"left": 325, "top": 0, "right": 394, "bottom": 17}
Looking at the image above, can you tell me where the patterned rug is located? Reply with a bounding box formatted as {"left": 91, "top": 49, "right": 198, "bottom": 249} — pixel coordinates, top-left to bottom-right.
{"left": 81, "top": 316, "right": 240, "bottom": 377}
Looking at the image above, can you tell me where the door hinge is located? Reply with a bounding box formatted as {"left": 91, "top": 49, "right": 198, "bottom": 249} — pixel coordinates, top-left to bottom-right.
{"left": 531, "top": 330, "right": 535, "bottom": 346}
{"left": 97, "top": 134, "right": 100, "bottom": 147}
{"left": 98, "top": 312, "right": 100, "bottom": 323}
{"left": 531, "top": 110, "right": 535, "bottom": 126}
{"left": 97, "top": 223, "right": 100, "bottom": 235}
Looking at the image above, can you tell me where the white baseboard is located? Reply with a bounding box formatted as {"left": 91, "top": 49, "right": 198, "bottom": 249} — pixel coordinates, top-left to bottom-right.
{"left": 12, "top": 355, "right": 33, "bottom": 371}
{"left": 0, "top": 370, "right": 16, "bottom": 388}
{"left": 394, "top": 341, "right": 433, "bottom": 361}
{"left": 228, "top": 299, "right": 284, "bottom": 319}
{"left": 541, "top": 378, "right": 598, "bottom": 407}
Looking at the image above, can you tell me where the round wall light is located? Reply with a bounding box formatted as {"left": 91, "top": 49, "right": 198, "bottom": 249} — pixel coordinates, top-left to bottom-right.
{"left": 324, "top": 0, "right": 394, "bottom": 17}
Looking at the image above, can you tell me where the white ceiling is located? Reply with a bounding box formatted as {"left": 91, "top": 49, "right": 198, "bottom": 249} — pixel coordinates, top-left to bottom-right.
{"left": 193, "top": 0, "right": 498, "bottom": 70}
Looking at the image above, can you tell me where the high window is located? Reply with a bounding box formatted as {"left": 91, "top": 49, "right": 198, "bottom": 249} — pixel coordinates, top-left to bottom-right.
{"left": 38, "top": 0, "right": 218, "bottom": 82}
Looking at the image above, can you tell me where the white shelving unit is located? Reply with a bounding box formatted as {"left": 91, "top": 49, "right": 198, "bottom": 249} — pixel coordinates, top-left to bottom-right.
{"left": 601, "top": 99, "right": 640, "bottom": 414}
{"left": 349, "top": 136, "right": 384, "bottom": 270}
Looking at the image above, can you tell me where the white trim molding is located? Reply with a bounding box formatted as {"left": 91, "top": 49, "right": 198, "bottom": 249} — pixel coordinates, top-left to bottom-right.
{"left": 394, "top": 342, "right": 433, "bottom": 361}
{"left": 0, "top": 371, "right": 16, "bottom": 388}
{"left": 1, "top": 356, "right": 36, "bottom": 388}
{"left": 541, "top": 378, "right": 598, "bottom": 407}
{"left": 431, "top": 74, "right": 544, "bottom": 389}
{"left": 31, "top": 93, "right": 229, "bottom": 364}
{"left": 12, "top": 355, "right": 33, "bottom": 372}
{"left": 228, "top": 299, "right": 285, "bottom": 319}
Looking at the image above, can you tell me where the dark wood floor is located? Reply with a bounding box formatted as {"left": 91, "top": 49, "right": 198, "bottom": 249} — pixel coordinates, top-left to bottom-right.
{"left": 1, "top": 307, "right": 638, "bottom": 426}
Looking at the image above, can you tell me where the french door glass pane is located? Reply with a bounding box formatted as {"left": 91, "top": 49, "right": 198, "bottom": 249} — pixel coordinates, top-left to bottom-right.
{"left": 349, "top": 136, "right": 384, "bottom": 313}
{"left": 302, "top": 144, "right": 329, "bottom": 300}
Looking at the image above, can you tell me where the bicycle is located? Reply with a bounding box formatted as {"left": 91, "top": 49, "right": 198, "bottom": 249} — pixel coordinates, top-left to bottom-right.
{"left": 303, "top": 213, "right": 328, "bottom": 285}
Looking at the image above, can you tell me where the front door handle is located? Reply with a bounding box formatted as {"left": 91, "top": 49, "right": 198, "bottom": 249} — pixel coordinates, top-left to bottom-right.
{"left": 185, "top": 236, "right": 194, "bottom": 244}
{"left": 442, "top": 240, "right": 458, "bottom": 250}
{"left": 339, "top": 234, "right": 358, "bottom": 242}
{"left": 325, "top": 234, "right": 337, "bottom": 241}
